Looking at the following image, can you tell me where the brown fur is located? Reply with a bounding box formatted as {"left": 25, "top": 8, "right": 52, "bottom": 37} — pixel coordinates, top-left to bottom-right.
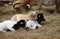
{"left": 13, "top": 0, "right": 30, "bottom": 11}
{"left": 10, "top": 11, "right": 37, "bottom": 21}
{"left": 12, "top": 0, "right": 39, "bottom": 11}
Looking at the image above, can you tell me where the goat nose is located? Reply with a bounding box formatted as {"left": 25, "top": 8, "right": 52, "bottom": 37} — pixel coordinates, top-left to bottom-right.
{"left": 36, "top": 26, "right": 38, "bottom": 29}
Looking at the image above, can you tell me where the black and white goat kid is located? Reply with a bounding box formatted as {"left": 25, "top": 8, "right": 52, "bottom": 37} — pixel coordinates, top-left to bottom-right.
{"left": 23, "top": 13, "right": 46, "bottom": 29}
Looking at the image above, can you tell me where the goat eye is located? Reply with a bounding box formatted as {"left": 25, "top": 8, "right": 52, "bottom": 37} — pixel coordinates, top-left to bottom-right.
{"left": 21, "top": 22, "right": 23, "bottom": 24}
{"left": 38, "top": 16, "right": 40, "bottom": 17}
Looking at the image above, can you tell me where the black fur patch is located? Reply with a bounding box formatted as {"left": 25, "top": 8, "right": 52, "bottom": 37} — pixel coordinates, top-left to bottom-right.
{"left": 13, "top": 20, "right": 26, "bottom": 30}
{"left": 37, "top": 13, "right": 45, "bottom": 24}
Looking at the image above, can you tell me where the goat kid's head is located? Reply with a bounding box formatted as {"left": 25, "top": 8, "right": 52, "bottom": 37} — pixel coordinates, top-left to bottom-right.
{"left": 37, "top": 13, "right": 46, "bottom": 24}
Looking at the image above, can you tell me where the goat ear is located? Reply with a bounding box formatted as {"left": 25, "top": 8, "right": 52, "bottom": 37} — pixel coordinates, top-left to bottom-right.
{"left": 31, "top": 13, "right": 36, "bottom": 16}
{"left": 29, "top": 13, "right": 33, "bottom": 16}
{"left": 30, "top": 14, "right": 35, "bottom": 17}
{"left": 31, "top": 14, "right": 33, "bottom": 16}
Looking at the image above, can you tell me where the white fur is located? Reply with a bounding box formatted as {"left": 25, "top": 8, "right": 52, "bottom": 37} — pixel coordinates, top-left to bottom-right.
{"left": 26, "top": 20, "right": 41, "bottom": 29}
{"left": 0, "top": 20, "right": 17, "bottom": 32}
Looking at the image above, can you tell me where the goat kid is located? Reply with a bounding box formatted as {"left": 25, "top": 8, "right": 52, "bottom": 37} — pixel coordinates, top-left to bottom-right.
{"left": 0, "top": 20, "right": 26, "bottom": 32}
{"left": 11, "top": 11, "right": 37, "bottom": 21}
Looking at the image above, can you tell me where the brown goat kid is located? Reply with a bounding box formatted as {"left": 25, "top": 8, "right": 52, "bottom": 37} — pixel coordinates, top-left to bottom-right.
{"left": 13, "top": 0, "right": 31, "bottom": 11}
{"left": 10, "top": 11, "right": 37, "bottom": 22}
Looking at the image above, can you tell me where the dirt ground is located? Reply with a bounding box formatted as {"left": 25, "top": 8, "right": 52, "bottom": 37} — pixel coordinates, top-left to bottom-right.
{"left": 0, "top": 5, "right": 60, "bottom": 39}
